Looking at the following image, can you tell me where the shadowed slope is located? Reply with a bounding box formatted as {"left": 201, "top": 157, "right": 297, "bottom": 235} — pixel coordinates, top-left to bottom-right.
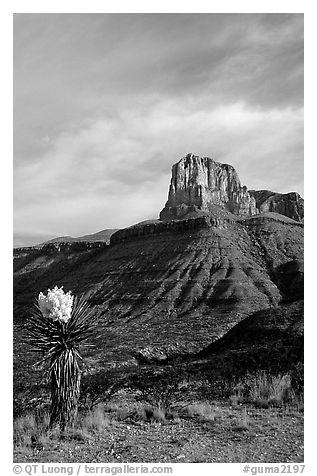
{"left": 173, "top": 299, "right": 304, "bottom": 398}
{"left": 14, "top": 213, "right": 303, "bottom": 375}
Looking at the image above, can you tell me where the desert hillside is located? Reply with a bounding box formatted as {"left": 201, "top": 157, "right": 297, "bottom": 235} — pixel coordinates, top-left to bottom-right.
{"left": 13, "top": 154, "right": 304, "bottom": 463}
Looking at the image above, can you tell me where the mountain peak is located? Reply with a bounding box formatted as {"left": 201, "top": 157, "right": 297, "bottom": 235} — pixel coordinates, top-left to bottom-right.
{"left": 159, "top": 154, "right": 257, "bottom": 221}
{"left": 159, "top": 154, "right": 304, "bottom": 223}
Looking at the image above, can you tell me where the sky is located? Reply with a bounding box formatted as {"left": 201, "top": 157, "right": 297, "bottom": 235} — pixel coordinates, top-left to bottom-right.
{"left": 13, "top": 13, "right": 304, "bottom": 247}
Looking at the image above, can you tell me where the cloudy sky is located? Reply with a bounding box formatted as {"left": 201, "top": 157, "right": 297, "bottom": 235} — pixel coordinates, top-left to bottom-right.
{"left": 14, "top": 13, "right": 303, "bottom": 247}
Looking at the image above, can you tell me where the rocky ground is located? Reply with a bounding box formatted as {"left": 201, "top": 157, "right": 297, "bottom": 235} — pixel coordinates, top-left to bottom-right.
{"left": 14, "top": 399, "right": 303, "bottom": 464}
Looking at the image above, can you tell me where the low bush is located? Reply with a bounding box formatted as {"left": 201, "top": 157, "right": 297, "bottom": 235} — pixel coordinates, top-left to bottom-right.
{"left": 185, "top": 402, "right": 216, "bottom": 422}
{"left": 106, "top": 400, "right": 177, "bottom": 424}
{"left": 14, "top": 411, "right": 50, "bottom": 448}
{"left": 231, "top": 371, "right": 297, "bottom": 407}
{"left": 137, "top": 404, "right": 167, "bottom": 423}
{"left": 80, "top": 404, "right": 110, "bottom": 432}
{"left": 14, "top": 405, "right": 109, "bottom": 449}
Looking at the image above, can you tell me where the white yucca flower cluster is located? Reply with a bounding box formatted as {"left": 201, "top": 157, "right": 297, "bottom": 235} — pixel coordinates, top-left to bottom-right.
{"left": 38, "top": 285, "right": 74, "bottom": 323}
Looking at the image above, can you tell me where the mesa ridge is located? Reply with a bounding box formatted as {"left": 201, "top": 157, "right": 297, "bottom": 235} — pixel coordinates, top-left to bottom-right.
{"left": 159, "top": 153, "right": 304, "bottom": 223}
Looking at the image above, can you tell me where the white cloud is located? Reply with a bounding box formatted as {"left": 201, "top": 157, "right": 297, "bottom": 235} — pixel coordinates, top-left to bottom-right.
{"left": 14, "top": 99, "right": 303, "bottom": 242}
{"left": 14, "top": 14, "right": 303, "bottom": 245}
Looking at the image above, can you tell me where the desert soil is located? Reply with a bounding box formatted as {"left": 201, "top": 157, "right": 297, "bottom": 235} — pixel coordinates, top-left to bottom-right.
{"left": 14, "top": 402, "right": 303, "bottom": 464}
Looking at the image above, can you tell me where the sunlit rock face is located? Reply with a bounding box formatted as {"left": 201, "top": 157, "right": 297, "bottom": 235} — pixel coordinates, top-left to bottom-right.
{"left": 159, "top": 153, "right": 258, "bottom": 220}
{"left": 249, "top": 190, "right": 304, "bottom": 223}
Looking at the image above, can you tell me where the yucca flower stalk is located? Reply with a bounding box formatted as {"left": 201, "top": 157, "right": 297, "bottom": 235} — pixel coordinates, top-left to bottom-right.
{"left": 26, "top": 286, "right": 98, "bottom": 431}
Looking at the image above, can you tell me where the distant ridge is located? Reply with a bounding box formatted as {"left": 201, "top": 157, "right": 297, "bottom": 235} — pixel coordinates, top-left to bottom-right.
{"left": 34, "top": 228, "right": 119, "bottom": 248}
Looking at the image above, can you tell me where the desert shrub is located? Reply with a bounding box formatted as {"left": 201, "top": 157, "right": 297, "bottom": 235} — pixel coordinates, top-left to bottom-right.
{"left": 79, "top": 404, "right": 110, "bottom": 432}
{"left": 249, "top": 373, "right": 294, "bottom": 406}
{"left": 136, "top": 403, "right": 168, "bottom": 423}
{"left": 106, "top": 402, "right": 133, "bottom": 421}
{"left": 229, "top": 382, "right": 245, "bottom": 405}
{"left": 14, "top": 407, "right": 100, "bottom": 449}
{"left": 136, "top": 402, "right": 179, "bottom": 423}
{"left": 290, "top": 361, "right": 304, "bottom": 393}
{"left": 105, "top": 400, "right": 175, "bottom": 424}
{"left": 185, "top": 402, "right": 216, "bottom": 422}
{"left": 14, "top": 410, "right": 50, "bottom": 447}
{"left": 79, "top": 370, "right": 123, "bottom": 410}
{"left": 200, "top": 374, "right": 238, "bottom": 400}
{"left": 134, "top": 381, "right": 177, "bottom": 409}
{"left": 152, "top": 406, "right": 169, "bottom": 423}
{"left": 14, "top": 413, "right": 37, "bottom": 447}
{"left": 231, "top": 407, "right": 250, "bottom": 432}
{"left": 128, "top": 366, "right": 190, "bottom": 406}
{"left": 231, "top": 371, "right": 296, "bottom": 407}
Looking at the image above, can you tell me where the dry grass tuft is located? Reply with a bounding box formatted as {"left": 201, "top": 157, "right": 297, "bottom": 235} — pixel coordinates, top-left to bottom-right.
{"left": 80, "top": 405, "right": 110, "bottom": 433}
{"left": 105, "top": 400, "right": 177, "bottom": 424}
{"left": 231, "top": 372, "right": 297, "bottom": 408}
{"left": 13, "top": 406, "right": 106, "bottom": 450}
{"left": 185, "top": 402, "right": 216, "bottom": 422}
{"left": 231, "top": 407, "right": 250, "bottom": 432}
{"left": 14, "top": 411, "right": 50, "bottom": 448}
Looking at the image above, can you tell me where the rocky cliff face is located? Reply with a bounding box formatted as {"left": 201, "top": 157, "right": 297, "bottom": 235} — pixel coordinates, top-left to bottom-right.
{"left": 160, "top": 153, "right": 258, "bottom": 220}
{"left": 249, "top": 190, "right": 304, "bottom": 222}
{"left": 159, "top": 153, "right": 304, "bottom": 223}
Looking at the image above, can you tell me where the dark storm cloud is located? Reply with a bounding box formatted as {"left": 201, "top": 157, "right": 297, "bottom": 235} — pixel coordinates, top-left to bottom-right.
{"left": 13, "top": 13, "right": 303, "bottom": 246}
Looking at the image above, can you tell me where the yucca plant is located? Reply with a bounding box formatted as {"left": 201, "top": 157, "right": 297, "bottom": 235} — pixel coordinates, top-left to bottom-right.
{"left": 25, "top": 286, "right": 98, "bottom": 431}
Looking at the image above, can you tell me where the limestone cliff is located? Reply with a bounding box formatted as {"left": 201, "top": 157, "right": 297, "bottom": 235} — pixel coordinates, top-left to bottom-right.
{"left": 159, "top": 153, "right": 257, "bottom": 220}
{"left": 249, "top": 190, "right": 304, "bottom": 222}
{"left": 159, "top": 153, "right": 304, "bottom": 223}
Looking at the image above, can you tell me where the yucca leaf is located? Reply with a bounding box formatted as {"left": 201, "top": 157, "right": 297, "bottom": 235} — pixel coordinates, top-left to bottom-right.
{"left": 26, "top": 291, "right": 98, "bottom": 430}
